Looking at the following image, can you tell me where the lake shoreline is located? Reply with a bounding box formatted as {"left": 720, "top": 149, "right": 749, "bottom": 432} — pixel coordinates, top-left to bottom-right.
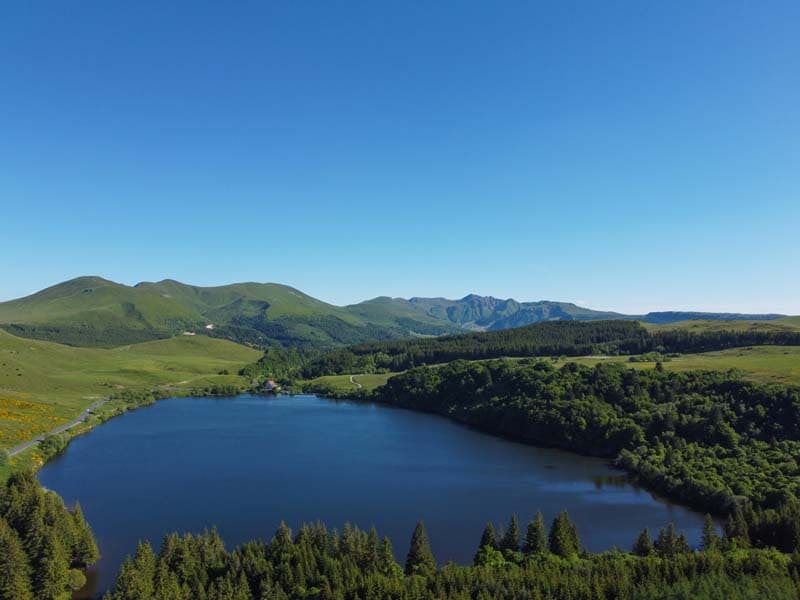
{"left": 40, "top": 393, "right": 712, "bottom": 597}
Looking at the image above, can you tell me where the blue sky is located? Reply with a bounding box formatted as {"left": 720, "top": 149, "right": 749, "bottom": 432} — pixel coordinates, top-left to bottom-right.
{"left": 1, "top": 2, "right": 798, "bottom": 313}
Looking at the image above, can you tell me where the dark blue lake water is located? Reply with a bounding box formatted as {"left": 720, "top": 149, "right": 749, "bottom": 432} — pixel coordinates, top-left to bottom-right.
{"left": 39, "top": 394, "right": 709, "bottom": 597}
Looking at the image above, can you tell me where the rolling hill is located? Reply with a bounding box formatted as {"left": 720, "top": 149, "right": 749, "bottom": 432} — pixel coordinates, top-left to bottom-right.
{"left": 0, "top": 276, "right": 791, "bottom": 349}
{"left": 0, "top": 277, "right": 202, "bottom": 347}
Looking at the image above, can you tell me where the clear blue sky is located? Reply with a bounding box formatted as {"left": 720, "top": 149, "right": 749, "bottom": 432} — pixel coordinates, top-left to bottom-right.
{"left": 1, "top": 2, "right": 798, "bottom": 313}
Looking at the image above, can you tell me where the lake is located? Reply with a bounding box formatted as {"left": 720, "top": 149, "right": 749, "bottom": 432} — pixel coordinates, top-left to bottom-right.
{"left": 39, "top": 394, "right": 710, "bottom": 598}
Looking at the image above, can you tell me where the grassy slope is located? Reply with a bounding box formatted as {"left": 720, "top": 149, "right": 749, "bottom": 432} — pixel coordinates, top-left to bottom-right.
{"left": 344, "top": 296, "right": 462, "bottom": 334}
{"left": 304, "top": 373, "right": 393, "bottom": 394}
{"left": 139, "top": 279, "right": 363, "bottom": 323}
{"left": 0, "top": 329, "right": 260, "bottom": 449}
{"left": 0, "top": 276, "right": 200, "bottom": 329}
{"left": 550, "top": 346, "right": 800, "bottom": 385}
{"left": 776, "top": 316, "right": 800, "bottom": 328}
{"left": 643, "top": 318, "right": 800, "bottom": 333}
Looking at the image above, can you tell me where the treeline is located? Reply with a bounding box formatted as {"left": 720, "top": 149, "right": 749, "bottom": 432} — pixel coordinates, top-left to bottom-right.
{"left": 0, "top": 323, "right": 171, "bottom": 348}
{"left": 0, "top": 471, "right": 99, "bottom": 599}
{"left": 256, "top": 320, "right": 800, "bottom": 379}
{"left": 305, "top": 321, "right": 651, "bottom": 376}
{"left": 104, "top": 518, "right": 799, "bottom": 600}
{"left": 239, "top": 321, "right": 650, "bottom": 383}
{"left": 374, "top": 360, "right": 800, "bottom": 550}
{"left": 239, "top": 347, "right": 321, "bottom": 382}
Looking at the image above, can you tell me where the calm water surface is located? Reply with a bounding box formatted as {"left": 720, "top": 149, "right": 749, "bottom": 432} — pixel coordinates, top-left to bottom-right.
{"left": 39, "top": 394, "right": 709, "bottom": 597}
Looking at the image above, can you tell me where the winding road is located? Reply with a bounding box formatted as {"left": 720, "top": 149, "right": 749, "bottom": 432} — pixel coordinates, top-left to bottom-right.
{"left": 349, "top": 374, "right": 363, "bottom": 389}
{"left": 7, "top": 398, "right": 109, "bottom": 457}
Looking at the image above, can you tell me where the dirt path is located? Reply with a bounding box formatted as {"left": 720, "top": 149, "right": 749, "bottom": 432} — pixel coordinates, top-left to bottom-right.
{"left": 349, "top": 374, "right": 363, "bottom": 389}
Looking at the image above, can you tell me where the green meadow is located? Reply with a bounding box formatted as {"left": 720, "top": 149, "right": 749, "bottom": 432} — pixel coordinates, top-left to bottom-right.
{"left": 303, "top": 373, "right": 394, "bottom": 394}
{"left": 551, "top": 345, "right": 800, "bottom": 385}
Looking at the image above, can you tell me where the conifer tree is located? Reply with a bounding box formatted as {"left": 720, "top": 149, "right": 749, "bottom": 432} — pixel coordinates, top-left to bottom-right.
{"left": 548, "top": 511, "right": 580, "bottom": 558}
{"left": 404, "top": 521, "right": 436, "bottom": 577}
{"left": 479, "top": 523, "right": 497, "bottom": 550}
{"left": 0, "top": 516, "right": 33, "bottom": 600}
{"left": 153, "top": 560, "right": 182, "bottom": 600}
{"left": 378, "top": 536, "right": 399, "bottom": 576}
{"left": 33, "top": 529, "right": 69, "bottom": 600}
{"left": 71, "top": 502, "right": 100, "bottom": 566}
{"left": 500, "top": 514, "right": 520, "bottom": 553}
{"left": 655, "top": 523, "right": 689, "bottom": 557}
{"left": 523, "top": 512, "right": 547, "bottom": 555}
{"left": 702, "top": 514, "right": 720, "bottom": 551}
{"left": 474, "top": 522, "right": 497, "bottom": 564}
{"left": 632, "top": 528, "right": 654, "bottom": 557}
{"left": 724, "top": 506, "right": 751, "bottom": 547}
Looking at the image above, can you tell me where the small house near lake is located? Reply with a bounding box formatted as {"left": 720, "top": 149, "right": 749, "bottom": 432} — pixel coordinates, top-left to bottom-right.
{"left": 260, "top": 380, "right": 279, "bottom": 393}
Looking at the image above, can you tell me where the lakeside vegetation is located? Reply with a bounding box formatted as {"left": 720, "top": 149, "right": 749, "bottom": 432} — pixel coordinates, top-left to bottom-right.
{"left": 0, "top": 330, "right": 260, "bottom": 481}
{"left": 554, "top": 346, "right": 800, "bottom": 385}
{"left": 102, "top": 518, "right": 800, "bottom": 600}
{"left": 302, "top": 373, "right": 393, "bottom": 397}
{"left": 374, "top": 359, "right": 800, "bottom": 549}
{"left": 273, "top": 320, "right": 800, "bottom": 380}
{"left": 0, "top": 471, "right": 99, "bottom": 599}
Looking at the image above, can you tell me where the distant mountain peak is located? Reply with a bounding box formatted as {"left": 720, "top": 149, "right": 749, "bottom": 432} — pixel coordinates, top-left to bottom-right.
{"left": 0, "top": 276, "right": 790, "bottom": 350}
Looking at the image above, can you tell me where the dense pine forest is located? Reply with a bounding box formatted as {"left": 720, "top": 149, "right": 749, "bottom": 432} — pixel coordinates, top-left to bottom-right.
{"left": 241, "top": 320, "right": 800, "bottom": 381}
{"left": 102, "top": 518, "right": 800, "bottom": 600}
{"left": 0, "top": 472, "right": 99, "bottom": 599}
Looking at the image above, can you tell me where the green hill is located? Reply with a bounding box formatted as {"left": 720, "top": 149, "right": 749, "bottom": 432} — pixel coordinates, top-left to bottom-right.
{"left": 137, "top": 280, "right": 455, "bottom": 348}
{"left": 0, "top": 276, "right": 202, "bottom": 347}
{"left": 776, "top": 316, "right": 800, "bottom": 329}
{"left": 1, "top": 276, "right": 793, "bottom": 349}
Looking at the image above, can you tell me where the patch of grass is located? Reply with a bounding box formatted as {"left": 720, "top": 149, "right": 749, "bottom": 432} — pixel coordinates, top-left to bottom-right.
{"left": 551, "top": 345, "right": 800, "bottom": 385}
{"left": 776, "top": 316, "right": 800, "bottom": 329}
{"left": 303, "top": 372, "right": 393, "bottom": 394}
{"left": 642, "top": 319, "right": 800, "bottom": 333}
{"left": 0, "top": 329, "right": 260, "bottom": 449}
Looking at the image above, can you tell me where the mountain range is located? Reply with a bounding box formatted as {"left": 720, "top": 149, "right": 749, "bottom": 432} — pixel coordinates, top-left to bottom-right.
{"left": 0, "top": 276, "right": 787, "bottom": 349}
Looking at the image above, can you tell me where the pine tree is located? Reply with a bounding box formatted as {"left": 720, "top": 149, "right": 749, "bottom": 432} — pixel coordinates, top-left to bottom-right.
{"left": 108, "top": 543, "right": 158, "bottom": 600}
{"left": 676, "top": 532, "right": 691, "bottom": 553}
{"left": 702, "top": 514, "right": 719, "bottom": 551}
{"left": 378, "top": 536, "right": 398, "bottom": 576}
{"left": 474, "top": 522, "right": 497, "bottom": 564}
{"left": 523, "top": 512, "right": 547, "bottom": 555}
{"left": 0, "top": 517, "right": 33, "bottom": 600}
{"left": 71, "top": 502, "right": 100, "bottom": 566}
{"left": 632, "top": 528, "right": 654, "bottom": 557}
{"left": 366, "top": 526, "right": 380, "bottom": 567}
{"left": 655, "top": 523, "right": 689, "bottom": 557}
{"left": 33, "top": 529, "right": 69, "bottom": 600}
{"left": 153, "top": 560, "right": 182, "bottom": 600}
{"left": 724, "top": 506, "right": 750, "bottom": 547}
{"left": 404, "top": 521, "right": 436, "bottom": 577}
{"left": 478, "top": 522, "right": 497, "bottom": 549}
{"left": 500, "top": 514, "right": 520, "bottom": 553}
{"left": 548, "top": 511, "right": 580, "bottom": 558}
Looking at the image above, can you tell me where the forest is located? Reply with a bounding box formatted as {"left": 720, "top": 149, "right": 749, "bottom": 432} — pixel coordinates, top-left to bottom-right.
{"left": 101, "top": 516, "right": 800, "bottom": 600}
{"left": 374, "top": 359, "right": 800, "bottom": 552}
{"left": 241, "top": 320, "right": 800, "bottom": 381}
{"left": 0, "top": 472, "right": 99, "bottom": 599}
